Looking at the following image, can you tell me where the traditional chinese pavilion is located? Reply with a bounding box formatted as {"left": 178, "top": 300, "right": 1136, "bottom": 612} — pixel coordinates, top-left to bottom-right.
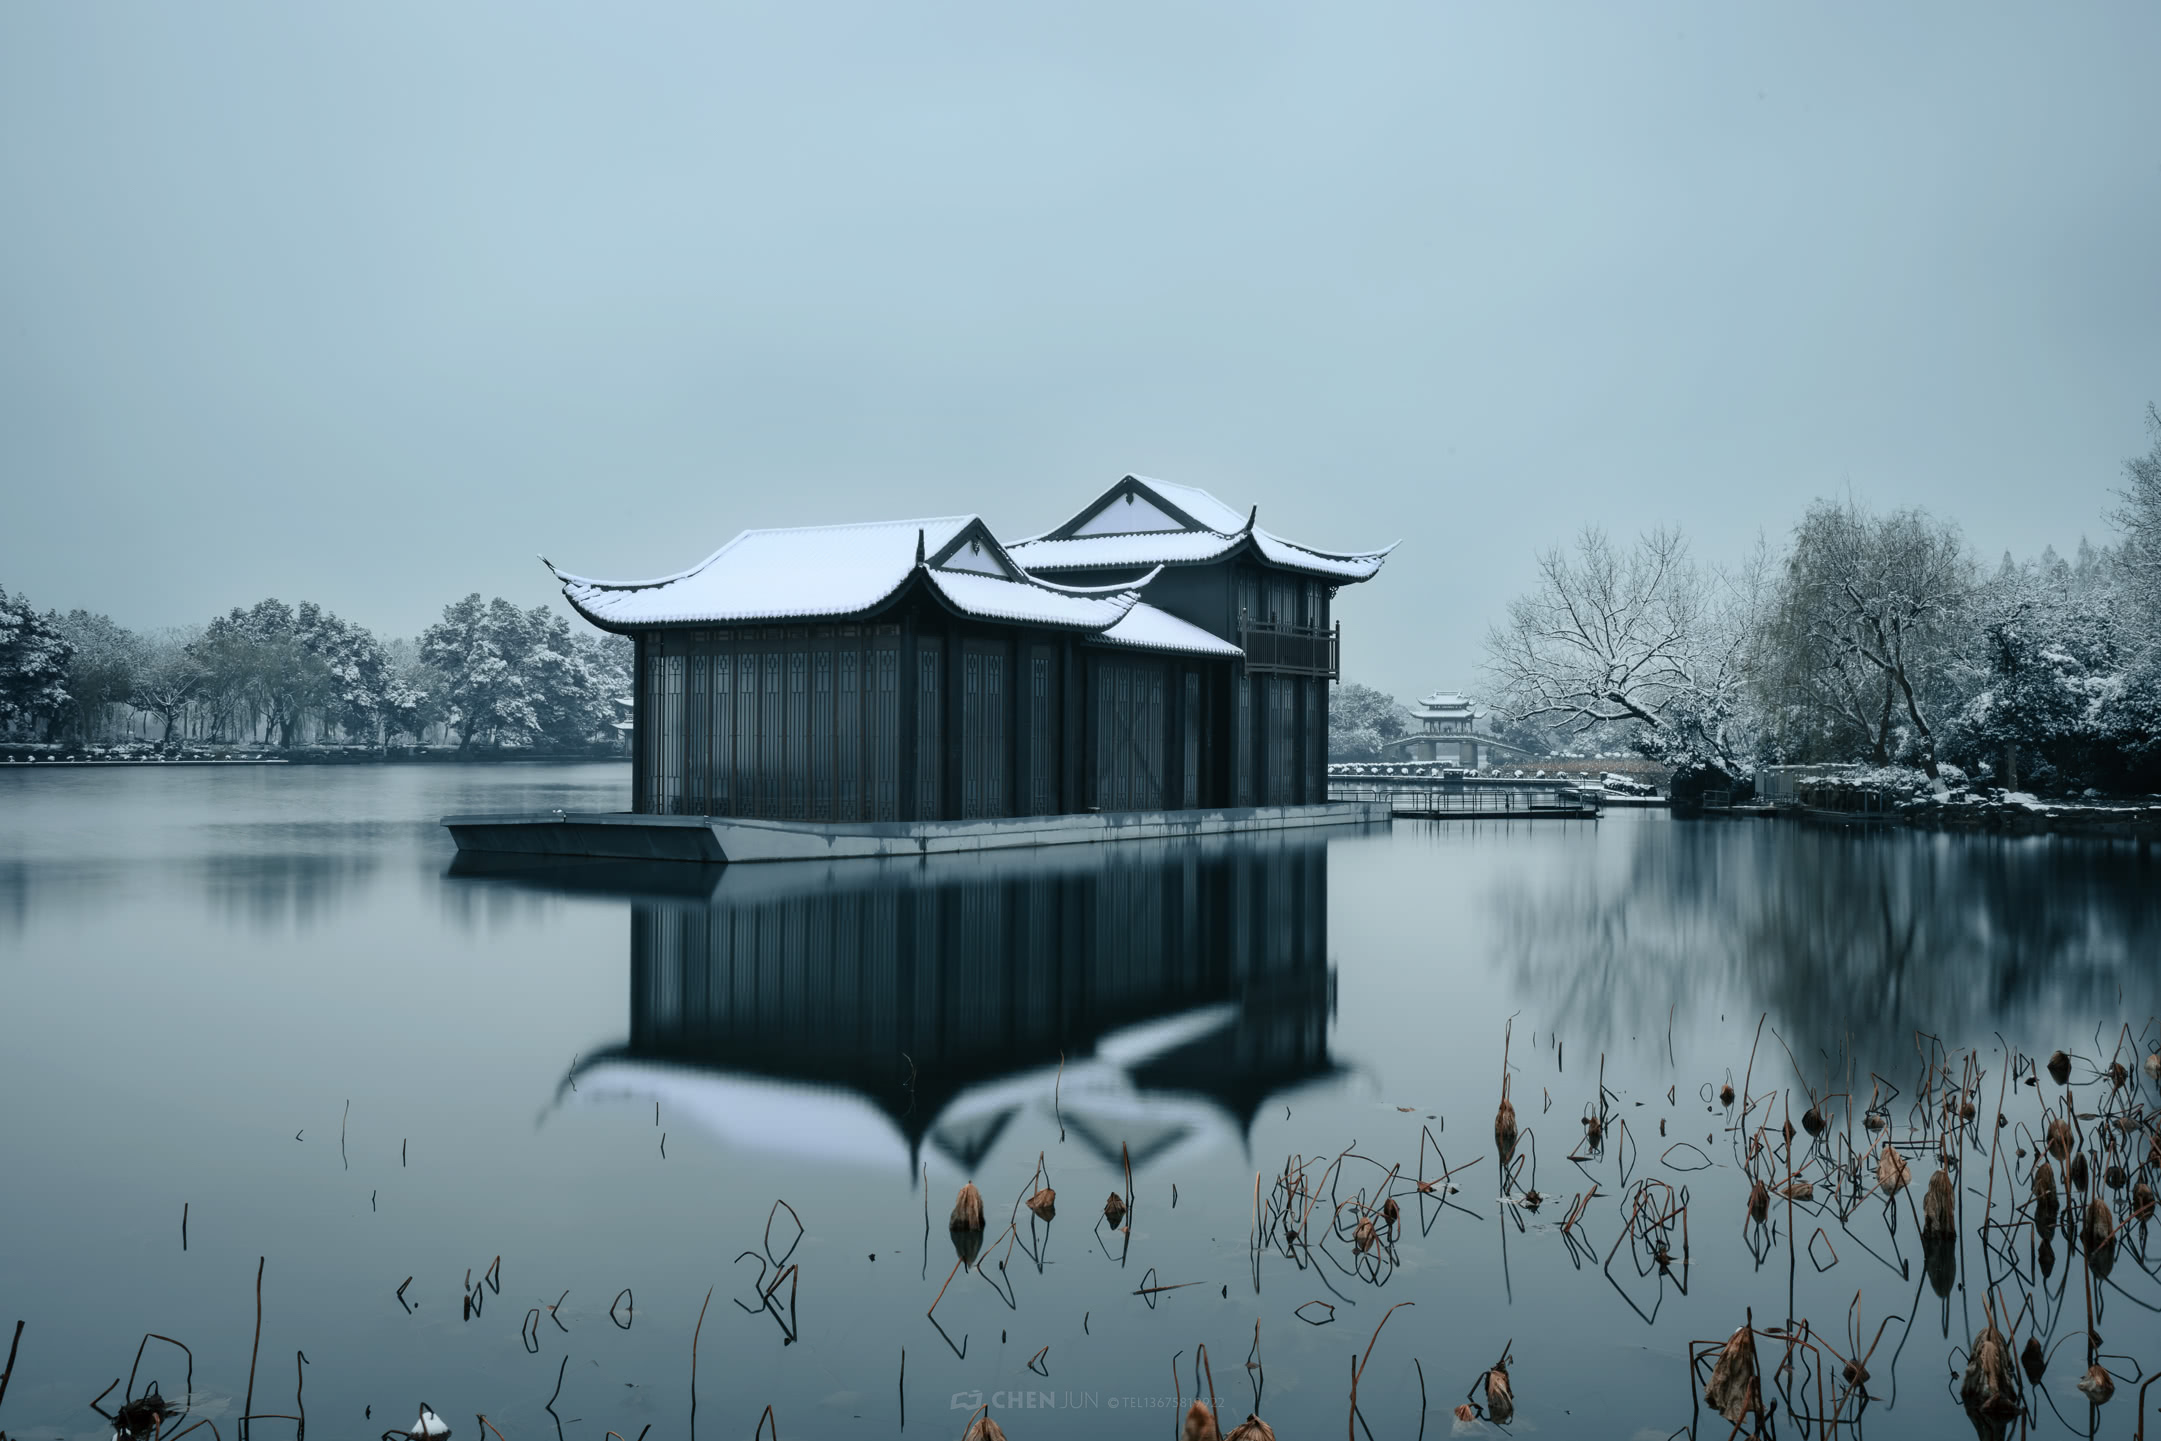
{"left": 549, "top": 475, "right": 1394, "bottom": 827}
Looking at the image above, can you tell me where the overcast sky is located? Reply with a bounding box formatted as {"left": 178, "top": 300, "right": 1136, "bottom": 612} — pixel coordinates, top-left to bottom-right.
{"left": 4, "top": 3, "right": 2157, "bottom": 701}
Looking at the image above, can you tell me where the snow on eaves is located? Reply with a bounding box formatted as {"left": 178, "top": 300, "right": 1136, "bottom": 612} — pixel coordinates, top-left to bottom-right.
{"left": 1006, "top": 530, "right": 1248, "bottom": 572}
{"left": 923, "top": 569, "right": 1141, "bottom": 629}
{"left": 1007, "top": 475, "right": 1396, "bottom": 582}
{"left": 1093, "top": 603, "right": 1245, "bottom": 657}
{"left": 1007, "top": 528, "right": 1395, "bottom": 581}
{"left": 552, "top": 514, "right": 1156, "bottom": 632}
{"left": 554, "top": 517, "right": 974, "bottom": 627}
{"left": 1251, "top": 530, "right": 1397, "bottom": 580}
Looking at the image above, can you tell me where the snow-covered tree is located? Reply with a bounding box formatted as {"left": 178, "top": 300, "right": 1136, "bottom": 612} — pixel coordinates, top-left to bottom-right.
{"left": 0, "top": 586, "right": 74, "bottom": 737}
{"left": 304, "top": 606, "right": 416, "bottom": 749}
{"left": 1770, "top": 501, "right": 1971, "bottom": 778}
{"left": 2113, "top": 403, "right": 2161, "bottom": 633}
{"left": 1328, "top": 682, "right": 1413, "bottom": 760}
{"left": 130, "top": 628, "right": 209, "bottom": 745}
{"left": 53, "top": 609, "right": 143, "bottom": 742}
{"left": 192, "top": 600, "right": 336, "bottom": 746}
{"left": 1482, "top": 526, "right": 1762, "bottom": 774}
{"left": 1939, "top": 519, "right": 2161, "bottom": 795}
{"left": 420, "top": 595, "right": 613, "bottom": 751}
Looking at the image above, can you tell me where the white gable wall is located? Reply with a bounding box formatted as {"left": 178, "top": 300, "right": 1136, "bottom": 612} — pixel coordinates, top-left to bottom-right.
{"left": 1073, "top": 491, "right": 1189, "bottom": 536}
{"left": 938, "top": 542, "right": 1009, "bottom": 576}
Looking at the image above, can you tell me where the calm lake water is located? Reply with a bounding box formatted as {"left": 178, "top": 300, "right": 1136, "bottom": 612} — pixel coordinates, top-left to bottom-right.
{"left": 3, "top": 764, "right": 2158, "bottom": 1440}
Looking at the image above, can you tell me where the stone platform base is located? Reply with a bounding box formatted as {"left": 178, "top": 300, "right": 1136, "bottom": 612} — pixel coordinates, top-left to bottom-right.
{"left": 443, "top": 801, "right": 1392, "bottom": 864}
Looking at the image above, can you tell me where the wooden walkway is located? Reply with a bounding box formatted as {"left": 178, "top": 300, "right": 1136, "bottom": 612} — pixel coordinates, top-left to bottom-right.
{"left": 1326, "top": 779, "right": 1602, "bottom": 820}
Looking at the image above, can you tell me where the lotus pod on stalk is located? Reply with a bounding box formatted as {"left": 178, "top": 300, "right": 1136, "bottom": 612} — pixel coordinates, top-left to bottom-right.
{"left": 2108, "top": 1060, "right": 2127, "bottom": 1090}
{"left": 1483, "top": 1358, "right": 1514, "bottom": 1426}
{"left": 963, "top": 1415, "right": 1007, "bottom": 1441}
{"left": 950, "top": 1182, "right": 985, "bottom": 1231}
{"left": 1703, "top": 1324, "right": 1761, "bottom": 1426}
{"left": 1025, "top": 1188, "right": 1056, "bottom": 1222}
{"left": 1224, "top": 1417, "right": 1275, "bottom": 1441}
{"left": 1876, "top": 1146, "right": 1911, "bottom": 1195}
{"left": 2132, "top": 1180, "right": 2155, "bottom": 1222}
{"left": 1922, "top": 1168, "right": 1957, "bottom": 1240}
{"left": 2067, "top": 1150, "right": 2089, "bottom": 1192}
{"left": 1584, "top": 1112, "right": 1604, "bottom": 1148}
{"left": 2038, "top": 1232, "right": 2056, "bottom": 1277}
{"left": 1747, "top": 1178, "right": 1769, "bottom": 1223}
{"left": 1181, "top": 1400, "right": 1220, "bottom": 1441}
{"left": 1864, "top": 1110, "right": 1886, "bottom": 1132}
{"left": 1958, "top": 1098, "right": 1976, "bottom": 1121}
{"left": 2083, "top": 1195, "right": 2115, "bottom": 1269}
{"left": 2047, "top": 1050, "right": 2072, "bottom": 1085}
{"left": 1959, "top": 1324, "right": 2022, "bottom": 1432}
{"left": 1495, "top": 1091, "right": 1518, "bottom": 1169}
{"left": 1104, "top": 1191, "right": 1127, "bottom": 1227}
{"left": 1381, "top": 1196, "right": 1401, "bottom": 1233}
{"left": 2077, "top": 1364, "right": 2114, "bottom": 1405}
{"left": 1802, "top": 1104, "right": 1826, "bottom": 1136}
{"left": 1719, "top": 1083, "right": 1735, "bottom": 1107}
{"left": 2104, "top": 1162, "right": 2126, "bottom": 1191}
{"left": 1781, "top": 1178, "right": 1814, "bottom": 1202}
{"left": 1924, "top": 1228, "right": 1959, "bottom": 1298}
{"left": 2046, "top": 1117, "right": 2074, "bottom": 1161}
{"left": 2144, "top": 1051, "right": 2161, "bottom": 1086}
{"left": 2033, "top": 1160, "right": 2060, "bottom": 1231}
{"left": 1354, "top": 1214, "right": 1377, "bottom": 1254}
{"left": 2020, "top": 1335, "right": 2046, "bottom": 1386}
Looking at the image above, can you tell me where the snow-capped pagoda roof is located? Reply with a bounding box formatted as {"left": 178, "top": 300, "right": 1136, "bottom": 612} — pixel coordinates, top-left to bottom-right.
{"left": 545, "top": 513, "right": 1227, "bottom": 655}
{"left": 1412, "top": 691, "right": 1476, "bottom": 718}
{"left": 1006, "top": 474, "right": 1398, "bottom": 583}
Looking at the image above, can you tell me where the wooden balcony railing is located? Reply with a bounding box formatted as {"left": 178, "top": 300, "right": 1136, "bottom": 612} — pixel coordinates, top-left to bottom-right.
{"left": 1238, "top": 618, "right": 1339, "bottom": 679}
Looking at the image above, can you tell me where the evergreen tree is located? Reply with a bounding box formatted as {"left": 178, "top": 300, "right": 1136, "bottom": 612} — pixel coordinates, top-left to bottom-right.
{"left": 0, "top": 585, "right": 74, "bottom": 737}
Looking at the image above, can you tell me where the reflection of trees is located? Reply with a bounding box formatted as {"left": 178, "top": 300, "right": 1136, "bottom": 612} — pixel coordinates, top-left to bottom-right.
{"left": 201, "top": 850, "right": 381, "bottom": 931}
{"left": 1497, "top": 819, "right": 2161, "bottom": 1069}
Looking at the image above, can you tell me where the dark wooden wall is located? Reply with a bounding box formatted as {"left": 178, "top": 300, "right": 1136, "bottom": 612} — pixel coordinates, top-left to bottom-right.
{"left": 626, "top": 581, "right": 1325, "bottom": 820}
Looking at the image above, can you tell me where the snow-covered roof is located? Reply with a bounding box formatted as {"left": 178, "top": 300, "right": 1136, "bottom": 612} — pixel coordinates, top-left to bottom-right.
{"left": 549, "top": 514, "right": 1230, "bottom": 655}
{"left": 1128, "top": 475, "right": 1250, "bottom": 533}
{"left": 1413, "top": 691, "right": 1475, "bottom": 716}
{"left": 923, "top": 568, "right": 1141, "bottom": 629}
{"left": 1006, "top": 530, "right": 1249, "bottom": 571}
{"left": 552, "top": 517, "right": 975, "bottom": 627}
{"left": 1092, "top": 602, "right": 1245, "bottom": 657}
{"left": 1007, "top": 475, "right": 1396, "bottom": 582}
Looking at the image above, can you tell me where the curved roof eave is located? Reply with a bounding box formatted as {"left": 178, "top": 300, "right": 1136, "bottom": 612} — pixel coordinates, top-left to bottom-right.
{"left": 914, "top": 569, "right": 1141, "bottom": 634}
{"left": 1017, "top": 533, "right": 1397, "bottom": 581}
{"left": 1016, "top": 564, "right": 1167, "bottom": 596}
{"left": 553, "top": 557, "right": 922, "bottom": 635}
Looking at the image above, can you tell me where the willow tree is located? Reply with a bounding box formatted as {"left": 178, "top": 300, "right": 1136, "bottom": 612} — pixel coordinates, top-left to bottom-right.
{"left": 1771, "top": 500, "right": 1971, "bottom": 778}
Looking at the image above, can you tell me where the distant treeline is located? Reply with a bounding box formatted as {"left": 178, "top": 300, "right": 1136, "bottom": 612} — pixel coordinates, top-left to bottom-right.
{"left": 0, "top": 591, "right": 630, "bottom": 754}
{"left": 1478, "top": 405, "right": 2161, "bottom": 798}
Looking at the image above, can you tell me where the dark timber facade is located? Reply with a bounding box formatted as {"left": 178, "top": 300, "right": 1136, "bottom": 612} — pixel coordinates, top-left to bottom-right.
{"left": 553, "top": 478, "right": 1394, "bottom": 824}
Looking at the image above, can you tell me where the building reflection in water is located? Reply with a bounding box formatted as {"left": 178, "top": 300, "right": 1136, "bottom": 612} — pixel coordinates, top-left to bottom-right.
{"left": 457, "top": 834, "right": 1338, "bottom": 1174}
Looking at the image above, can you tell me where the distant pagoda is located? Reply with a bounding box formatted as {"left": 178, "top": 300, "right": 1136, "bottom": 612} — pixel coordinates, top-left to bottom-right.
{"left": 1385, "top": 690, "right": 1527, "bottom": 769}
